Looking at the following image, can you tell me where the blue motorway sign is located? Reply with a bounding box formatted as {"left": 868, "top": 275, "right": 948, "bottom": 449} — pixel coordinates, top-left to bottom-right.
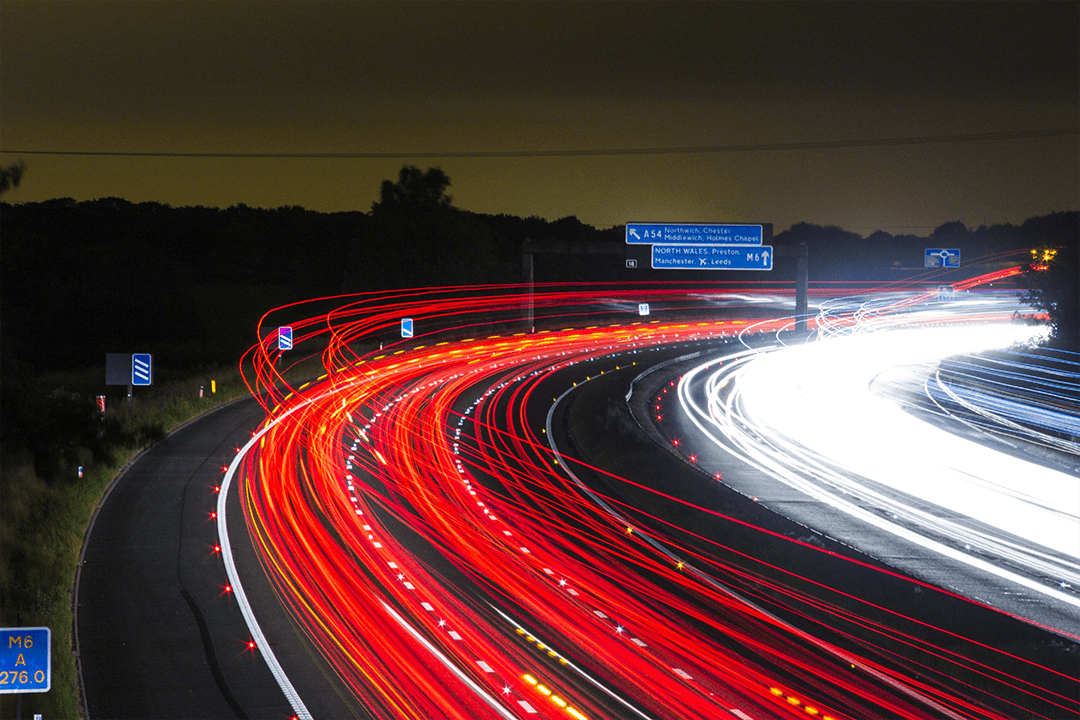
{"left": 925, "top": 248, "right": 960, "bottom": 268}
{"left": 132, "top": 353, "right": 152, "bottom": 386}
{"left": 401, "top": 318, "right": 414, "bottom": 338}
{"left": 627, "top": 223, "right": 763, "bottom": 246}
{"left": 652, "top": 245, "right": 773, "bottom": 271}
{"left": 278, "top": 326, "right": 294, "bottom": 351}
{"left": 0, "top": 627, "right": 50, "bottom": 694}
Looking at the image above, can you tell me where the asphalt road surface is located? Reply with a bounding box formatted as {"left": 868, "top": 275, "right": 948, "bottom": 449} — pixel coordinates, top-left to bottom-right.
{"left": 76, "top": 397, "right": 294, "bottom": 720}
{"left": 75, "top": 285, "right": 1080, "bottom": 719}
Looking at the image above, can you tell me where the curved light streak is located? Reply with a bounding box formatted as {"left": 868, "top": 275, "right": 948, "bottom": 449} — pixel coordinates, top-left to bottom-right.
{"left": 219, "top": 279, "right": 1078, "bottom": 720}
{"left": 678, "top": 297, "right": 1080, "bottom": 610}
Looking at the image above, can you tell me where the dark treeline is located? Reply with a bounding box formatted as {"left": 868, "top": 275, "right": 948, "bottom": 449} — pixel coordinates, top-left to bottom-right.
{"left": 2, "top": 166, "right": 1076, "bottom": 374}
{"left": 773, "top": 214, "right": 1078, "bottom": 281}
{"left": 0, "top": 168, "right": 627, "bottom": 373}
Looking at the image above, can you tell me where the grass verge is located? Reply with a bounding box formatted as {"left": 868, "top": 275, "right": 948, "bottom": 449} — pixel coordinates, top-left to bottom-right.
{"left": 0, "top": 364, "right": 265, "bottom": 719}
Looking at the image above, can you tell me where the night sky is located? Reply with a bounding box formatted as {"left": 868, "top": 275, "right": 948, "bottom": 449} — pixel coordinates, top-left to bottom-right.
{"left": 2, "top": 1, "right": 1077, "bottom": 234}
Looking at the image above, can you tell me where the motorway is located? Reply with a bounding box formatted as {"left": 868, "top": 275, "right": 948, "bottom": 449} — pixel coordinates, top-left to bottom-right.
{"left": 79, "top": 280, "right": 1080, "bottom": 719}
{"left": 670, "top": 292, "right": 1080, "bottom": 632}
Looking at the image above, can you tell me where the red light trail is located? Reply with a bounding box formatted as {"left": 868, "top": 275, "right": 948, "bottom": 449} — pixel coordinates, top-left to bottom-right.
{"left": 219, "top": 278, "right": 1075, "bottom": 720}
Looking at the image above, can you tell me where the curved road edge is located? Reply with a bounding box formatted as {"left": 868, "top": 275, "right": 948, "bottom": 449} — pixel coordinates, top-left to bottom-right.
{"left": 75, "top": 396, "right": 292, "bottom": 719}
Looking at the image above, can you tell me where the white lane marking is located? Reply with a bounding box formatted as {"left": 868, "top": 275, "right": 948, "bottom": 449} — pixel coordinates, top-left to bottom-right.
{"left": 219, "top": 406, "right": 313, "bottom": 720}
{"left": 491, "top": 606, "right": 655, "bottom": 720}
{"left": 380, "top": 601, "right": 517, "bottom": 720}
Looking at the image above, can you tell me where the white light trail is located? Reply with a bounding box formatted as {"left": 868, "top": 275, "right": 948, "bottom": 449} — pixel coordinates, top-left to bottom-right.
{"left": 678, "top": 309, "right": 1080, "bottom": 612}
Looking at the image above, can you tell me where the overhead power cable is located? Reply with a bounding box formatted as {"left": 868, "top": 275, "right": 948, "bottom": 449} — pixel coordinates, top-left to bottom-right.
{"left": 3, "top": 129, "right": 1076, "bottom": 160}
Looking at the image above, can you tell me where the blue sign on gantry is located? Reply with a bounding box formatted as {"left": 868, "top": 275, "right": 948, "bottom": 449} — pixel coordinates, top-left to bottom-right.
{"left": 626, "top": 223, "right": 763, "bottom": 246}
{"left": 0, "top": 627, "right": 50, "bottom": 694}
{"left": 652, "top": 245, "right": 773, "bottom": 271}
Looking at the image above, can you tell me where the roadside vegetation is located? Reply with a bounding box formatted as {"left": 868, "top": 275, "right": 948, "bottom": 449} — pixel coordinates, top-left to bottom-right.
{"left": 0, "top": 365, "right": 252, "bottom": 719}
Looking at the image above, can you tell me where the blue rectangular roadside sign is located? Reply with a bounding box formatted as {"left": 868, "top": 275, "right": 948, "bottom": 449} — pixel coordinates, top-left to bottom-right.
{"left": 278, "top": 326, "right": 294, "bottom": 351}
{"left": 131, "top": 353, "right": 153, "bottom": 386}
{"left": 925, "top": 248, "right": 961, "bottom": 268}
{"left": 401, "top": 318, "right": 414, "bottom": 338}
{"left": 652, "top": 244, "right": 773, "bottom": 271}
{"left": 626, "top": 223, "right": 763, "bottom": 245}
{"left": 0, "top": 627, "right": 50, "bottom": 694}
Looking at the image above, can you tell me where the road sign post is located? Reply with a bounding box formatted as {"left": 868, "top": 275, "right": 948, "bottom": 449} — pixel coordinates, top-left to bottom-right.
{"left": 0, "top": 627, "right": 50, "bottom": 694}
{"left": 107, "top": 353, "right": 152, "bottom": 401}
{"left": 624, "top": 221, "right": 807, "bottom": 329}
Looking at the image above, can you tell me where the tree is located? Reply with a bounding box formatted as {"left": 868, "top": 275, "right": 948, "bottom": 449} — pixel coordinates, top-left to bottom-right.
{"left": 372, "top": 166, "right": 452, "bottom": 214}
{"left": 0, "top": 162, "right": 26, "bottom": 196}
{"left": 366, "top": 167, "right": 459, "bottom": 288}
{"left": 1018, "top": 239, "right": 1079, "bottom": 352}
{"left": 930, "top": 220, "right": 969, "bottom": 238}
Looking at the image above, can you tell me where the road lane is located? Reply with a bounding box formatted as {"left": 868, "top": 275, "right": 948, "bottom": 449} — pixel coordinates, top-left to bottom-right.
{"left": 231, "top": 284, "right": 1077, "bottom": 719}
{"left": 670, "top": 298, "right": 1080, "bottom": 632}
{"left": 77, "top": 398, "right": 293, "bottom": 719}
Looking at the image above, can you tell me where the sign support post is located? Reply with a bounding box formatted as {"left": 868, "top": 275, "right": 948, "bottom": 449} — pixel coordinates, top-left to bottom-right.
{"left": 106, "top": 353, "right": 153, "bottom": 401}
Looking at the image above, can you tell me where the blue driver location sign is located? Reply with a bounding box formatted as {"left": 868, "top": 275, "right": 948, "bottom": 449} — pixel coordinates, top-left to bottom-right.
{"left": 626, "top": 223, "right": 763, "bottom": 246}
{"left": 401, "top": 318, "right": 414, "bottom": 338}
{"left": 0, "top": 627, "right": 50, "bottom": 694}
{"left": 652, "top": 245, "right": 773, "bottom": 271}
{"left": 131, "top": 353, "right": 153, "bottom": 386}
{"left": 278, "top": 326, "right": 294, "bottom": 351}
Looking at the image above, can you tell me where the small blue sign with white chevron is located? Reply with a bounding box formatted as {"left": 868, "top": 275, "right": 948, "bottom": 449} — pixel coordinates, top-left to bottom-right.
{"left": 278, "top": 326, "right": 293, "bottom": 351}
{"left": 132, "top": 354, "right": 152, "bottom": 386}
